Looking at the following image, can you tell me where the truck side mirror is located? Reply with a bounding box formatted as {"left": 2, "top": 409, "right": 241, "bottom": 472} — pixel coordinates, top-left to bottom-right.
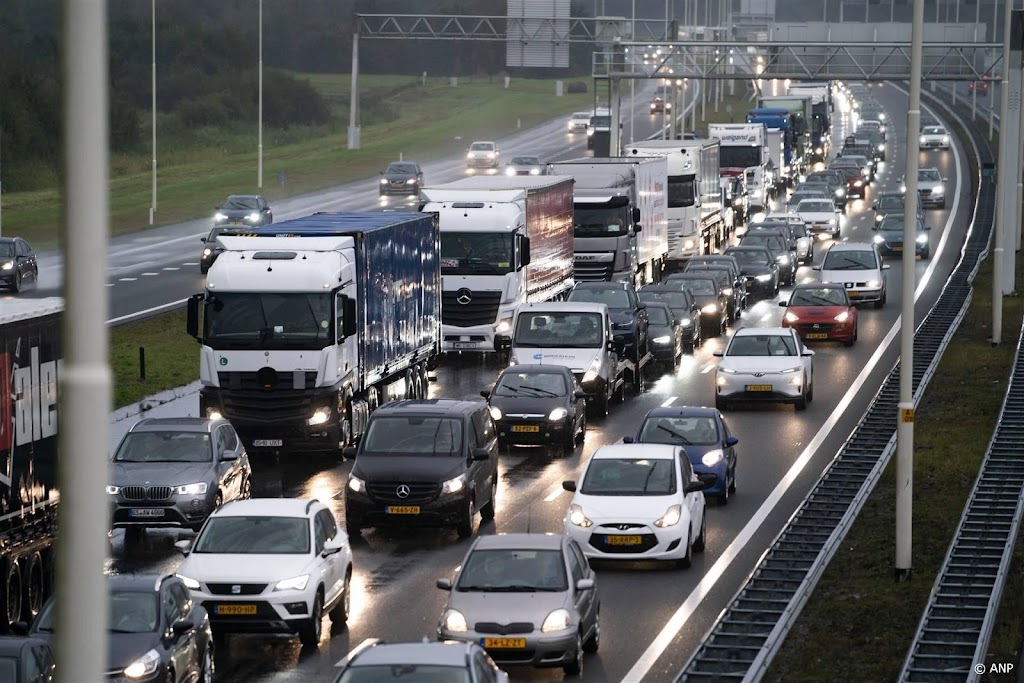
{"left": 519, "top": 236, "right": 532, "bottom": 268}
{"left": 342, "top": 295, "right": 358, "bottom": 338}
{"left": 494, "top": 335, "right": 512, "bottom": 351}
{"left": 186, "top": 294, "right": 203, "bottom": 342}
{"left": 632, "top": 207, "right": 641, "bottom": 223}
{"left": 634, "top": 223, "right": 643, "bottom": 232}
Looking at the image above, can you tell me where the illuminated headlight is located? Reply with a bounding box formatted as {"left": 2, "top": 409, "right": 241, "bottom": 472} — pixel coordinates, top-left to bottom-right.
{"left": 931, "top": 186, "right": 944, "bottom": 196}
{"left": 751, "top": 190, "right": 762, "bottom": 199}
{"left": 777, "top": 255, "right": 790, "bottom": 265}
{"left": 466, "top": 153, "right": 474, "bottom": 159}
{"left": 530, "top": 168, "right": 540, "bottom": 175}
{"left": 827, "top": 218, "right": 836, "bottom": 225}
{"left": 684, "top": 239, "right": 696, "bottom": 250}
{"left": 834, "top": 311, "right": 850, "bottom": 322}
{"left": 214, "top": 212, "right": 227, "bottom": 221}
{"left": 866, "top": 279, "right": 881, "bottom": 288}
{"left": 835, "top": 189, "right": 845, "bottom": 197}
{"left": 817, "top": 233, "right": 831, "bottom": 241}
{"left": 652, "top": 335, "right": 672, "bottom": 345}
{"left": 548, "top": 407, "right": 568, "bottom": 421}
{"left": 701, "top": 449, "right": 724, "bottom": 467}
{"left": 495, "top": 318, "right": 512, "bottom": 334}
{"left": 175, "top": 482, "right": 208, "bottom": 496}
{"left": 106, "top": 485, "right": 120, "bottom": 495}
{"left": 568, "top": 503, "right": 593, "bottom": 527}
{"left": 919, "top": 135, "right": 927, "bottom": 144}
{"left": 246, "top": 212, "right": 261, "bottom": 222}
{"left": 443, "top": 609, "right": 469, "bottom": 633}
{"left": 486, "top": 152, "right": 495, "bottom": 159}
{"left": 721, "top": 287, "right": 733, "bottom": 296}
{"left": 900, "top": 184, "right": 907, "bottom": 193}
{"left": 854, "top": 180, "right": 864, "bottom": 187}
{"left": 123, "top": 649, "right": 161, "bottom": 680}
{"left": 942, "top": 136, "right": 949, "bottom": 143}
{"left": 582, "top": 369, "right": 599, "bottom": 383}
{"left": 666, "top": 103, "right": 672, "bottom": 109}
{"left": 873, "top": 234, "right": 885, "bottom": 244}
{"left": 879, "top": 125, "right": 887, "bottom": 133}
{"left": 702, "top": 303, "right": 718, "bottom": 314}
{"left": 206, "top": 409, "right": 223, "bottom": 421}
{"left": 380, "top": 178, "right": 388, "bottom": 184}
{"left": 875, "top": 214, "right": 884, "bottom": 223}
{"left": 0, "top": 262, "right": 13, "bottom": 271}
{"left": 879, "top": 113, "right": 886, "bottom": 121}
{"left": 505, "top": 166, "right": 516, "bottom": 175}
{"left": 307, "top": 408, "right": 330, "bottom": 426}
{"left": 815, "top": 147, "right": 823, "bottom": 155}
{"left": 274, "top": 574, "right": 309, "bottom": 592}
{"left": 203, "top": 248, "right": 212, "bottom": 257}
{"left": 861, "top": 168, "right": 870, "bottom": 176}
{"left": 878, "top": 143, "right": 885, "bottom": 151}
{"left": 653, "top": 504, "right": 682, "bottom": 528}
{"left": 784, "top": 311, "right": 799, "bottom": 323}
{"left": 488, "top": 406, "right": 502, "bottom": 420}
{"left": 755, "top": 274, "right": 773, "bottom": 282}
{"left": 680, "top": 318, "right": 692, "bottom": 326}
{"left": 348, "top": 475, "right": 366, "bottom": 494}
{"left": 541, "top": 608, "right": 572, "bottom": 633}
{"left": 442, "top": 475, "right": 466, "bottom": 494}
{"left": 177, "top": 574, "right": 200, "bottom": 590}
{"left": 587, "top": 127, "right": 595, "bottom": 136}
{"left": 798, "top": 238, "right": 809, "bottom": 249}
{"left": 406, "top": 178, "right": 417, "bottom": 185}
{"left": 719, "top": 365, "right": 738, "bottom": 374}
{"left": 789, "top": 374, "right": 803, "bottom": 386}
{"left": 916, "top": 234, "right": 928, "bottom": 244}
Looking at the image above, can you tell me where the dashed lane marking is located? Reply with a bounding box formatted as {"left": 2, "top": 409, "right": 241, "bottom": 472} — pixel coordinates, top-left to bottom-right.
{"left": 701, "top": 364, "right": 715, "bottom": 374}
{"left": 118, "top": 278, "right": 137, "bottom": 282}
{"left": 661, "top": 396, "right": 677, "bottom": 407}
{"left": 162, "top": 267, "right": 180, "bottom": 271}
{"left": 142, "top": 272, "right": 159, "bottom": 276}
{"left": 544, "top": 483, "right": 565, "bottom": 503}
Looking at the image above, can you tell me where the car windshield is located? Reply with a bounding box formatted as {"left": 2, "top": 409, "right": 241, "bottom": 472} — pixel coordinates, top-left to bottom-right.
{"left": 567, "top": 288, "right": 630, "bottom": 309}
{"left": 337, "top": 667, "right": 471, "bottom": 683}
{"left": 441, "top": 232, "right": 514, "bottom": 275}
{"left": 385, "top": 163, "right": 417, "bottom": 174}
{"left": 686, "top": 268, "right": 729, "bottom": 287}
{"left": 513, "top": 312, "right": 604, "bottom": 348}
{"left": 880, "top": 216, "right": 922, "bottom": 232}
{"left": 640, "top": 290, "right": 691, "bottom": 311}
{"left": 923, "top": 127, "right": 945, "bottom": 135}
{"left": 470, "top": 142, "right": 494, "bottom": 151}
{"left": 726, "top": 249, "right": 770, "bottom": 265}
{"left": 494, "top": 371, "right": 568, "bottom": 397}
{"left": 789, "top": 287, "right": 848, "bottom": 306}
{"left": 203, "top": 292, "right": 333, "bottom": 351}
{"left": 638, "top": 416, "right": 720, "bottom": 446}
{"left": 789, "top": 223, "right": 807, "bottom": 237}
{"left": 740, "top": 235, "right": 784, "bottom": 252}
{"left": 671, "top": 278, "right": 716, "bottom": 295}
{"left": 511, "top": 157, "right": 540, "bottom": 165}
{"left": 798, "top": 201, "right": 833, "bottom": 213}
{"left": 580, "top": 458, "right": 677, "bottom": 495}
{"left": 456, "top": 549, "right": 568, "bottom": 592}
{"left": 572, "top": 112, "right": 591, "bottom": 120}
{"left": 112, "top": 431, "right": 212, "bottom": 463}
{"left": 194, "top": 516, "right": 310, "bottom": 554}
{"left": 35, "top": 591, "right": 159, "bottom": 634}
{"left": 0, "top": 243, "right": 15, "bottom": 258}
{"left": 822, "top": 249, "right": 877, "bottom": 270}
{"left": 790, "top": 193, "right": 825, "bottom": 204}
{"left": 645, "top": 306, "right": 671, "bottom": 325}
{"left": 919, "top": 169, "right": 941, "bottom": 181}
{"left": 727, "top": 334, "right": 798, "bottom": 356}
{"left": 222, "top": 196, "right": 258, "bottom": 210}
{"left": 877, "top": 196, "right": 903, "bottom": 211}
{"left": 361, "top": 417, "right": 463, "bottom": 455}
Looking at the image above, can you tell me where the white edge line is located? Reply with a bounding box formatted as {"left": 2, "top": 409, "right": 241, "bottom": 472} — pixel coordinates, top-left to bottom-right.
{"left": 106, "top": 298, "right": 188, "bottom": 326}
{"left": 543, "top": 484, "right": 564, "bottom": 503}
{"left": 661, "top": 396, "right": 677, "bottom": 407}
{"left": 620, "top": 88, "right": 964, "bottom": 683}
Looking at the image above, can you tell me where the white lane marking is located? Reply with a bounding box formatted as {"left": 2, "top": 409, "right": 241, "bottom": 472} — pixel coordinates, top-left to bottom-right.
{"left": 661, "top": 396, "right": 677, "bottom": 407}
{"left": 142, "top": 272, "right": 159, "bottom": 276}
{"left": 106, "top": 283, "right": 115, "bottom": 287}
{"left": 759, "top": 312, "right": 773, "bottom": 322}
{"left": 118, "top": 277, "right": 137, "bottom": 282}
{"left": 544, "top": 483, "right": 565, "bottom": 502}
{"left": 182, "top": 262, "right": 199, "bottom": 266}
{"left": 106, "top": 298, "right": 188, "bottom": 325}
{"left": 700, "top": 364, "right": 715, "bottom": 374}
{"left": 621, "top": 91, "right": 963, "bottom": 682}
{"left": 162, "top": 267, "right": 180, "bottom": 271}
{"left": 107, "top": 231, "right": 209, "bottom": 260}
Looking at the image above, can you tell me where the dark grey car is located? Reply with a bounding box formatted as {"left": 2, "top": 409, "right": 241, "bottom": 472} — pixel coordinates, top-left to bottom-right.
{"left": 379, "top": 161, "right": 424, "bottom": 195}
{"left": 213, "top": 194, "right": 272, "bottom": 226}
{"left": 108, "top": 417, "right": 252, "bottom": 538}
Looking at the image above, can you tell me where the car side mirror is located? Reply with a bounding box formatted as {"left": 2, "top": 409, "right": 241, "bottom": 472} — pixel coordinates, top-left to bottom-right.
{"left": 480, "top": 389, "right": 490, "bottom": 399}
{"left": 322, "top": 537, "right": 345, "bottom": 557}
{"left": 622, "top": 436, "right": 635, "bottom": 444}
{"left": 802, "top": 349, "right": 815, "bottom": 357}
{"left": 778, "top": 301, "right": 787, "bottom": 307}
{"left": 471, "top": 448, "right": 491, "bottom": 461}
{"left": 562, "top": 480, "right": 577, "bottom": 492}
{"left": 220, "top": 450, "right": 239, "bottom": 461}
{"left": 174, "top": 539, "right": 192, "bottom": 555}
{"left": 576, "top": 578, "right": 595, "bottom": 591}
{"left": 943, "top": 177, "right": 948, "bottom": 182}
{"left": 882, "top": 264, "right": 891, "bottom": 270}
{"left": 726, "top": 436, "right": 739, "bottom": 447}
{"left": 436, "top": 578, "right": 453, "bottom": 591}
{"left": 200, "top": 237, "right": 207, "bottom": 243}
{"left": 171, "top": 619, "right": 194, "bottom": 637}
{"left": 712, "top": 350, "right": 724, "bottom": 357}
{"left": 812, "top": 265, "right": 822, "bottom": 271}
{"left": 342, "top": 446, "right": 358, "bottom": 460}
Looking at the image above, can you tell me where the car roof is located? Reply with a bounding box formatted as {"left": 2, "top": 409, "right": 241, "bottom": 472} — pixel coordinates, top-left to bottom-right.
{"left": 498, "top": 364, "right": 572, "bottom": 376}
{"left": 0, "top": 636, "right": 52, "bottom": 655}
{"left": 592, "top": 443, "right": 681, "bottom": 460}
{"left": 573, "top": 281, "right": 629, "bottom": 290}
{"left": 129, "top": 417, "right": 223, "bottom": 433}
{"left": 210, "top": 497, "right": 320, "bottom": 518}
{"left": 372, "top": 399, "right": 480, "bottom": 418}
{"left": 472, "top": 532, "right": 566, "bottom": 551}
{"left": 107, "top": 572, "right": 177, "bottom": 592}
{"left": 827, "top": 241, "right": 877, "bottom": 252}
{"left": 0, "top": 238, "right": 16, "bottom": 245}
{"left": 667, "top": 272, "right": 716, "bottom": 279}
{"left": 643, "top": 405, "right": 719, "bottom": 419}
{"left": 640, "top": 284, "right": 689, "bottom": 293}
{"left": 792, "top": 282, "right": 846, "bottom": 291}
{"left": 521, "top": 301, "right": 607, "bottom": 314}
{"left": 726, "top": 245, "right": 770, "bottom": 253}
{"left": 734, "top": 326, "right": 790, "bottom": 337}
{"left": 226, "top": 194, "right": 260, "bottom": 200}
{"left": 351, "top": 641, "right": 472, "bottom": 667}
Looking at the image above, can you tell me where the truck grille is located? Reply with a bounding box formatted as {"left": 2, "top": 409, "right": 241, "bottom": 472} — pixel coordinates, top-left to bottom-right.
{"left": 441, "top": 291, "right": 501, "bottom": 327}
{"left": 121, "top": 486, "right": 173, "bottom": 502}
{"left": 574, "top": 262, "right": 614, "bottom": 281}
{"left": 367, "top": 481, "right": 440, "bottom": 504}
{"left": 218, "top": 371, "right": 316, "bottom": 391}
{"left": 218, "top": 389, "right": 318, "bottom": 423}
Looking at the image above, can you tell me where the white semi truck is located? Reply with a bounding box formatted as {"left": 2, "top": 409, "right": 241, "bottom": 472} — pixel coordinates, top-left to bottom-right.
{"left": 419, "top": 176, "right": 576, "bottom": 355}
{"left": 708, "top": 123, "right": 771, "bottom": 212}
{"left": 545, "top": 157, "right": 669, "bottom": 287}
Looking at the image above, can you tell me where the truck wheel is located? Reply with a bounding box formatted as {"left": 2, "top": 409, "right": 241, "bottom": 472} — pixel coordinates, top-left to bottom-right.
{"left": 22, "top": 552, "right": 43, "bottom": 622}
{"left": 2, "top": 561, "right": 22, "bottom": 631}
{"left": 632, "top": 366, "right": 644, "bottom": 394}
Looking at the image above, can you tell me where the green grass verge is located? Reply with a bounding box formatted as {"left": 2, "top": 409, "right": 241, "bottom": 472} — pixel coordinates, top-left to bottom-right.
{"left": 111, "top": 309, "right": 197, "bottom": 409}
{"left": 8, "top": 74, "right": 591, "bottom": 249}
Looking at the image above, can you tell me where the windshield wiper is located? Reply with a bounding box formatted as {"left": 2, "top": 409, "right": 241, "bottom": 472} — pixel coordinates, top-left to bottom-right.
{"left": 521, "top": 386, "right": 558, "bottom": 397}
{"left": 656, "top": 424, "right": 693, "bottom": 445}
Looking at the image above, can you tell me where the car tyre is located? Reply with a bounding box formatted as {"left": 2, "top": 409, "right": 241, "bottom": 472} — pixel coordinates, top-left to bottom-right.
{"left": 676, "top": 532, "right": 693, "bottom": 569}
{"left": 330, "top": 570, "right": 351, "bottom": 625}
{"left": 298, "top": 592, "right": 323, "bottom": 647}
{"left": 575, "top": 412, "right": 587, "bottom": 445}
{"left": 719, "top": 481, "right": 730, "bottom": 505}
{"left": 480, "top": 481, "right": 497, "bottom": 520}
{"left": 200, "top": 641, "right": 214, "bottom": 683}
{"left": 795, "top": 389, "right": 808, "bottom": 411}
{"left": 563, "top": 632, "right": 584, "bottom": 677}
{"left": 12, "top": 272, "right": 22, "bottom": 294}
{"left": 583, "top": 608, "right": 600, "bottom": 653}
{"left": 456, "top": 498, "right": 475, "bottom": 539}
{"left": 693, "top": 514, "right": 707, "bottom": 552}
{"left": 728, "top": 465, "right": 737, "bottom": 494}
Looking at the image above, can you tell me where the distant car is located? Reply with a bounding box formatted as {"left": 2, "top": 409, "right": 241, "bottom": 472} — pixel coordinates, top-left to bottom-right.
{"left": 900, "top": 167, "right": 947, "bottom": 209}
{"left": 643, "top": 301, "right": 685, "bottom": 370}
{"left": 763, "top": 214, "right": 813, "bottom": 264}
{"left": 0, "top": 237, "right": 38, "bottom": 293}
{"left": 662, "top": 273, "right": 728, "bottom": 338}
{"left": 794, "top": 198, "right": 841, "bottom": 239}
{"left": 566, "top": 281, "right": 649, "bottom": 361}
{"left": 872, "top": 191, "right": 923, "bottom": 226}
{"left": 919, "top": 125, "right": 950, "bottom": 151}
{"left": 649, "top": 96, "right": 672, "bottom": 113}
{"left": 32, "top": 573, "right": 213, "bottom": 682}
{"left": 466, "top": 141, "right": 500, "bottom": 169}
{"left": 638, "top": 285, "right": 703, "bottom": 352}
{"left": 866, "top": 131, "right": 886, "bottom": 161}
{"left": 723, "top": 245, "right": 780, "bottom": 299}
{"left": 873, "top": 212, "right": 931, "bottom": 259}
{"left": 805, "top": 170, "right": 849, "bottom": 209}
{"left": 713, "top": 327, "right": 815, "bottom": 411}
{"left": 815, "top": 241, "right": 890, "bottom": 308}
{"left": 379, "top": 161, "right": 424, "bottom": 195}
{"left": 108, "top": 417, "right": 252, "bottom": 538}
{"left": 562, "top": 443, "right": 711, "bottom": 568}
{"left": 334, "top": 639, "right": 510, "bottom": 683}
{"left": 787, "top": 189, "right": 830, "bottom": 208}
{"left": 681, "top": 264, "right": 742, "bottom": 323}
{"left": 199, "top": 227, "right": 229, "bottom": 274}
{"left": 175, "top": 498, "right": 354, "bottom": 648}
{"left": 780, "top": 282, "right": 859, "bottom": 346}
{"left": 685, "top": 254, "right": 746, "bottom": 307}
{"left": 505, "top": 156, "right": 545, "bottom": 176}
{"left": 481, "top": 365, "right": 587, "bottom": 453}
{"left": 437, "top": 533, "right": 599, "bottom": 676}
{"left": 214, "top": 194, "right": 272, "bottom": 227}
{"left": 626, "top": 406, "right": 739, "bottom": 504}
{"left": 568, "top": 111, "right": 592, "bottom": 133}
{"left": 828, "top": 160, "right": 869, "bottom": 198}
{"left": 739, "top": 230, "right": 795, "bottom": 286}
{"left": 0, "top": 636, "right": 55, "bottom": 682}
{"left": 586, "top": 111, "right": 612, "bottom": 150}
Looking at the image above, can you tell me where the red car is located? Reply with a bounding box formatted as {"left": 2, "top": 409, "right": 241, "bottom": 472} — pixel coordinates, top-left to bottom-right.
{"left": 779, "top": 283, "right": 858, "bottom": 346}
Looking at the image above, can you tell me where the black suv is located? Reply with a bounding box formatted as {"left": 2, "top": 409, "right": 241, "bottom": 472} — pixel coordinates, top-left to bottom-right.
{"left": 344, "top": 400, "right": 499, "bottom": 539}
{"left": 566, "top": 281, "right": 649, "bottom": 361}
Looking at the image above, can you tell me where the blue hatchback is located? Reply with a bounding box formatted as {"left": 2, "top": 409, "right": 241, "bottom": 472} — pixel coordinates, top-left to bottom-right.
{"left": 625, "top": 406, "right": 738, "bottom": 504}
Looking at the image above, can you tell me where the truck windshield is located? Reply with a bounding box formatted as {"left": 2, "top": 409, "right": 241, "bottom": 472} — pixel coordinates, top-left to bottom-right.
{"left": 719, "top": 146, "right": 761, "bottom": 168}
{"left": 574, "top": 206, "right": 630, "bottom": 238}
{"left": 667, "top": 175, "right": 696, "bottom": 208}
{"left": 204, "top": 292, "right": 333, "bottom": 351}
{"left": 440, "top": 232, "right": 514, "bottom": 275}
{"left": 513, "top": 312, "right": 604, "bottom": 348}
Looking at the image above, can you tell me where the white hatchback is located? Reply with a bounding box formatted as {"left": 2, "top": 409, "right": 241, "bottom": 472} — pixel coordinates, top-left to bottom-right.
{"left": 714, "top": 327, "right": 814, "bottom": 411}
{"left": 175, "top": 498, "right": 353, "bottom": 648}
{"left": 815, "top": 241, "right": 890, "bottom": 308}
{"left": 795, "top": 199, "right": 841, "bottom": 238}
{"left": 562, "top": 443, "right": 710, "bottom": 569}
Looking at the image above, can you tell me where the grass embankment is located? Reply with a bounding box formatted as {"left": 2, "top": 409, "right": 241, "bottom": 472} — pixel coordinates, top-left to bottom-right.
{"left": 8, "top": 75, "right": 591, "bottom": 249}
{"left": 111, "top": 309, "right": 196, "bottom": 409}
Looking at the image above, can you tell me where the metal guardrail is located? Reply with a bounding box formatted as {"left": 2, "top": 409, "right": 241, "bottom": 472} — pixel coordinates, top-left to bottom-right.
{"left": 675, "top": 93, "right": 995, "bottom": 682}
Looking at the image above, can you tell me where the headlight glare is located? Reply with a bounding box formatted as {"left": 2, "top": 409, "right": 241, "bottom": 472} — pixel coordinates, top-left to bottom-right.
{"left": 307, "top": 408, "right": 330, "bottom": 426}
{"left": 784, "top": 311, "right": 799, "bottom": 323}
{"left": 214, "top": 213, "right": 227, "bottom": 221}
{"left": 652, "top": 335, "right": 671, "bottom": 344}
{"left": 541, "top": 608, "right": 572, "bottom": 633}
{"left": 916, "top": 234, "right": 928, "bottom": 244}
{"left": 0, "top": 262, "right": 13, "bottom": 271}
{"left": 488, "top": 406, "right": 502, "bottom": 420}
{"left": 873, "top": 234, "right": 884, "bottom": 244}
{"left": 701, "top": 449, "right": 724, "bottom": 467}
{"left": 175, "top": 482, "right": 208, "bottom": 496}
{"left": 755, "top": 274, "right": 772, "bottom": 282}
{"left": 177, "top": 574, "right": 200, "bottom": 590}
{"left": 834, "top": 311, "right": 850, "bottom": 322}
{"left": 442, "top": 475, "right": 466, "bottom": 494}
{"left": 348, "top": 475, "right": 366, "bottom": 494}
{"left": 124, "top": 649, "right": 161, "bottom": 680}
{"left": 568, "top": 503, "right": 592, "bottom": 527}
{"left": 548, "top": 407, "right": 568, "bottom": 421}
{"left": 654, "top": 504, "right": 682, "bottom": 528}
{"left": 274, "top": 574, "right": 309, "bottom": 592}
{"left": 106, "top": 485, "right": 120, "bottom": 495}
{"left": 702, "top": 303, "right": 718, "bottom": 314}
{"left": 443, "top": 609, "right": 469, "bottom": 633}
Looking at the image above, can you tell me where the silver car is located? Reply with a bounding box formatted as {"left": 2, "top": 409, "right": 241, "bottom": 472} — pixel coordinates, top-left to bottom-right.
{"left": 919, "top": 125, "right": 950, "bottom": 150}
{"left": 900, "top": 167, "right": 947, "bottom": 209}
{"left": 108, "top": 417, "right": 252, "bottom": 538}
{"left": 466, "top": 140, "right": 500, "bottom": 169}
{"left": 437, "top": 533, "right": 600, "bottom": 676}
{"left": 505, "top": 156, "right": 545, "bottom": 176}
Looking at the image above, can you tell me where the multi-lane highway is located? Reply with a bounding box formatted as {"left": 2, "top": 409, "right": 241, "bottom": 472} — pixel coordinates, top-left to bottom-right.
{"left": 99, "top": 80, "right": 976, "bottom": 683}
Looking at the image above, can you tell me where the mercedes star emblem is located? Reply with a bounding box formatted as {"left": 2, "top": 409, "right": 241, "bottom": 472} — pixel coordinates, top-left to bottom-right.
{"left": 396, "top": 484, "right": 411, "bottom": 499}
{"left": 456, "top": 288, "right": 473, "bottom": 305}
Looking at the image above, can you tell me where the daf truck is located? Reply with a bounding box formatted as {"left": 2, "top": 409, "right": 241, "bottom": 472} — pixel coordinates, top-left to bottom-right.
{"left": 420, "top": 176, "right": 575, "bottom": 355}
{"left": 708, "top": 123, "right": 771, "bottom": 212}
{"left": 186, "top": 212, "right": 441, "bottom": 456}
{"left": 787, "top": 82, "right": 831, "bottom": 161}
{"left": 545, "top": 157, "right": 669, "bottom": 286}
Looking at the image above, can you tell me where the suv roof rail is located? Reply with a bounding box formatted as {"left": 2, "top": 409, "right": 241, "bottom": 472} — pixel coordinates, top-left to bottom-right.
{"left": 336, "top": 638, "right": 381, "bottom": 669}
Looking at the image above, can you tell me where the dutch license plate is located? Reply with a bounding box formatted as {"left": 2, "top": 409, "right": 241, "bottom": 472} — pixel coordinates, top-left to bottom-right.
{"left": 253, "top": 439, "right": 283, "bottom": 448}
{"left": 128, "top": 508, "right": 165, "bottom": 518}
{"left": 806, "top": 333, "right": 829, "bottom": 340}
{"left": 606, "top": 535, "right": 643, "bottom": 546}
{"left": 483, "top": 637, "right": 526, "bottom": 649}
{"left": 511, "top": 425, "right": 540, "bottom": 433}
{"left": 892, "top": 246, "right": 903, "bottom": 252}
{"left": 386, "top": 506, "right": 420, "bottom": 515}
{"left": 745, "top": 384, "right": 773, "bottom": 392}
{"left": 453, "top": 342, "right": 478, "bottom": 349}
{"left": 216, "top": 604, "right": 257, "bottom": 616}
{"left": 745, "top": 281, "right": 753, "bottom": 289}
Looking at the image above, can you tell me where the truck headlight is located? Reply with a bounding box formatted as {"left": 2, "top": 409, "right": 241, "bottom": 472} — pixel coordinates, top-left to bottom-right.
{"left": 548, "top": 407, "right": 568, "bottom": 421}
{"left": 652, "top": 335, "right": 671, "bottom": 344}
{"left": 568, "top": 503, "right": 592, "bottom": 527}
{"left": 348, "top": 475, "right": 366, "bottom": 494}
{"left": 274, "top": 574, "right": 309, "bottom": 592}
{"left": 489, "top": 406, "right": 502, "bottom": 420}
{"left": 442, "top": 475, "right": 466, "bottom": 494}
{"left": 684, "top": 239, "right": 696, "bottom": 250}
{"left": 495, "top": 317, "right": 512, "bottom": 334}
{"left": 701, "top": 449, "right": 724, "bottom": 467}
{"left": 175, "top": 482, "right": 208, "bottom": 495}
{"left": 653, "top": 504, "right": 682, "bottom": 528}
{"left": 307, "top": 408, "right": 330, "bottom": 426}
{"left": 916, "top": 234, "right": 928, "bottom": 244}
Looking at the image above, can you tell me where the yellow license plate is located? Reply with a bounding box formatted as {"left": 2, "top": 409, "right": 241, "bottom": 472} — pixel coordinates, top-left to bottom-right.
{"left": 216, "top": 604, "right": 257, "bottom": 615}
{"left": 745, "top": 384, "right": 773, "bottom": 392}
{"left": 806, "top": 333, "right": 829, "bottom": 339}
{"left": 606, "top": 535, "right": 643, "bottom": 545}
{"left": 511, "top": 425, "right": 540, "bottom": 433}
{"left": 386, "top": 505, "right": 420, "bottom": 514}
{"left": 483, "top": 637, "right": 527, "bottom": 649}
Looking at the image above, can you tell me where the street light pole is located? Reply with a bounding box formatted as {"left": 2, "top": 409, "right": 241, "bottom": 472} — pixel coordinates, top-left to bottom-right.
{"left": 895, "top": 0, "right": 925, "bottom": 583}
{"left": 150, "top": 0, "right": 156, "bottom": 225}
{"left": 257, "top": 0, "right": 263, "bottom": 190}
{"left": 630, "top": 0, "right": 635, "bottom": 146}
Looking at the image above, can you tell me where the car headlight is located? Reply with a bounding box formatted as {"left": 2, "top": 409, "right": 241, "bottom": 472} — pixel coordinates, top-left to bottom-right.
{"left": 123, "top": 649, "right": 161, "bottom": 680}
{"left": 587, "top": 127, "right": 595, "bottom": 136}
{"left": 466, "top": 153, "right": 474, "bottom": 159}
{"left": 206, "top": 409, "right": 223, "bottom": 421}
{"left": 548, "top": 407, "right": 568, "bottom": 421}
{"left": 875, "top": 214, "right": 884, "bottom": 223}
{"left": 916, "top": 234, "right": 928, "bottom": 244}
{"left": 784, "top": 311, "right": 799, "bottom": 323}
{"left": 702, "top": 449, "right": 725, "bottom": 467}
{"left": 0, "top": 262, "right": 13, "bottom": 271}
{"left": 879, "top": 113, "right": 886, "bottom": 121}
{"left": 541, "top": 608, "right": 572, "bottom": 633}
{"left": 718, "top": 365, "right": 738, "bottom": 374}
{"left": 505, "top": 166, "right": 516, "bottom": 176}
{"left": 106, "top": 485, "right": 120, "bottom": 495}
{"left": 442, "top": 475, "right": 466, "bottom": 494}
{"left": 177, "top": 574, "right": 200, "bottom": 590}
{"left": 702, "top": 303, "right": 718, "bottom": 314}
{"left": 582, "top": 356, "right": 601, "bottom": 383}
{"left": 878, "top": 143, "right": 885, "bottom": 151}
{"left": 489, "top": 406, "right": 502, "bottom": 420}
{"left": 900, "top": 184, "right": 906, "bottom": 193}
{"left": 931, "top": 186, "right": 944, "bottom": 196}
{"left": 780, "top": 366, "right": 801, "bottom": 374}
{"left": 755, "top": 274, "right": 773, "bottom": 282}
{"left": 246, "top": 212, "right": 261, "bottom": 222}
{"left": 568, "top": 503, "right": 593, "bottom": 527}
{"left": 834, "top": 311, "right": 850, "bottom": 322}
{"left": 861, "top": 168, "right": 870, "bottom": 176}
{"left": 654, "top": 504, "right": 682, "bottom": 528}
{"left": 307, "top": 407, "right": 330, "bottom": 426}
{"left": 530, "top": 168, "right": 540, "bottom": 175}
{"left": 866, "top": 279, "right": 881, "bottom": 288}
{"left": 680, "top": 318, "right": 692, "bottom": 326}
{"left": 486, "top": 152, "right": 495, "bottom": 159}
{"left": 721, "top": 287, "right": 733, "bottom": 296}
{"left": 214, "top": 212, "right": 227, "bottom": 221}
{"left": 815, "top": 147, "right": 823, "bottom": 155}
{"left": 348, "top": 475, "right": 366, "bottom": 494}
{"left": 406, "top": 178, "right": 417, "bottom": 185}
{"left": 443, "top": 609, "right": 469, "bottom": 633}
{"left": 495, "top": 317, "right": 513, "bottom": 334}
{"left": 873, "top": 234, "right": 885, "bottom": 244}
{"left": 203, "top": 248, "right": 212, "bottom": 257}
{"left": 942, "top": 136, "right": 949, "bottom": 143}
{"left": 789, "top": 374, "right": 803, "bottom": 386}
{"left": 751, "top": 190, "right": 761, "bottom": 199}
{"left": 777, "top": 255, "right": 790, "bottom": 265}
{"left": 274, "top": 574, "right": 309, "bottom": 592}
{"left": 175, "top": 482, "right": 208, "bottom": 496}
{"left": 380, "top": 178, "right": 388, "bottom": 184}
{"left": 835, "top": 188, "right": 845, "bottom": 197}
{"left": 828, "top": 218, "right": 836, "bottom": 225}
{"left": 919, "top": 135, "right": 927, "bottom": 144}
{"left": 652, "top": 335, "right": 671, "bottom": 344}
{"left": 854, "top": 180, "right": 864, "bottom": 187}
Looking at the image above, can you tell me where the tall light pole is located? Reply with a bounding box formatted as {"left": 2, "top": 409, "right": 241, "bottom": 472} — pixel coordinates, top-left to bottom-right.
{"left": 630, "top": 0, "right": 635, "bottom": 146}
{"left": 257, "top": 0, "right": 263, "bottom": 190}
{"left": 150, "top": 0, "right": 156, "bottom": 225}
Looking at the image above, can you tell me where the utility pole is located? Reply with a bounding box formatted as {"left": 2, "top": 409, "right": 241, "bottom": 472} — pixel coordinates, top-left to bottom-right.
{"left": 348, "top": 32, "right": 360, "bottom": 149}
{"left": 150, "top": 0, "right": 156, "bottom": 225}
{"left": 56, "top": 0, "right": 112, "bottom": 682}
{"left": 257, "top": 0, "right": 263, "bottom": 189}
{"left": 610, "top": 38, "right": 622, "bottom": 157}
{"left": 895, "top": 0, "right": 924, "bottom": 583}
